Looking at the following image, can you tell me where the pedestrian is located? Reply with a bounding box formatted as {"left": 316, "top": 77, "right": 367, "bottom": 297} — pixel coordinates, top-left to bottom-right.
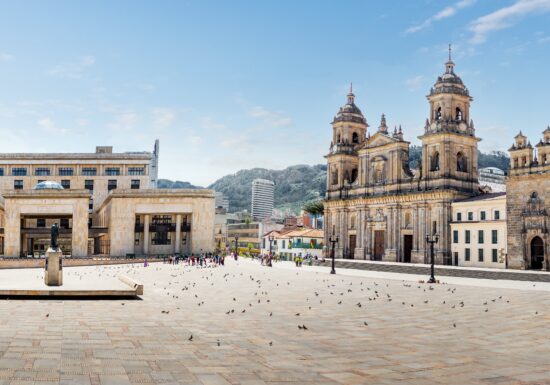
{"left": 144, "top": 257, "right": 148, "bottom": 267}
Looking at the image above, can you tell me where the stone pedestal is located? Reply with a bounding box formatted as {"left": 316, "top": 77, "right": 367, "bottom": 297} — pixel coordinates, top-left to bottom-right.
{"left": 44, "top": 248, "right": 63, "bottom": 286}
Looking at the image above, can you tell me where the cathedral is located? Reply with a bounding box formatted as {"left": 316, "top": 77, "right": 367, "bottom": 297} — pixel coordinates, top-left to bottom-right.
{"left": 324, "top": 52, "right": 480, "bottom": 264}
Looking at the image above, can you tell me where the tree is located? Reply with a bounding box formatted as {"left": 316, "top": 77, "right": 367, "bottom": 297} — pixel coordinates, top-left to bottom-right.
{"left": 303, "top": 200, "right": 324, "bottom": 229}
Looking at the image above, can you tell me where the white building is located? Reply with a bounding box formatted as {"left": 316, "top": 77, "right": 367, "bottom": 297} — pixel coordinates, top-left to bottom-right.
{"left": 251, "top": 179, "right": 274, "bottom": 221}
{"left": 261, "top": 228, "right": 324, "bottom": 260}
{"left": 451, "top": 192, "right": 507, "bottom": 268}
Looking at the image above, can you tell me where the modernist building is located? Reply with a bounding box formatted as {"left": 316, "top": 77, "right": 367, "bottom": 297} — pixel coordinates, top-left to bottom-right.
{"left": 507, "top": 129, "right": 549, "bottom": 269}
{"left": 0, "top": 142, "right": 215, "bottom": 257}
{"left": 251, "top": 179, "right": 274, "bottom": 221}
{"left": 324, "top": 53, "right": 480, "bottom": 264}
{"left": 451, "top": 193, "right": 507, "bottom": 268}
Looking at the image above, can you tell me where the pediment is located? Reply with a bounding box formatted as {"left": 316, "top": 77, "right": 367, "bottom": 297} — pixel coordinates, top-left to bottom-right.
{"left": 365, "top": 132, "right": 399, "bottom": 148}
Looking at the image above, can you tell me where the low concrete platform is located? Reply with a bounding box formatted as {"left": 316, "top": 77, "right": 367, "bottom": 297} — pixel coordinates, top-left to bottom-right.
{"left": 0, "top": 265, "right": 143, "bottom": 297}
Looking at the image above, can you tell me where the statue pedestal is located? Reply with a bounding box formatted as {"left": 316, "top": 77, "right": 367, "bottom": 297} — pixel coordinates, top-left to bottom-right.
{"left": 44, "top": 248, "right": 63, "bottom": 286}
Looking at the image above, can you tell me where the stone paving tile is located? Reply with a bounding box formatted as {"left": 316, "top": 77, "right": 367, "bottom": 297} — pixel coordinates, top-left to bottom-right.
{"left": 1, "top": 260, "right": 550, "bottom": 384}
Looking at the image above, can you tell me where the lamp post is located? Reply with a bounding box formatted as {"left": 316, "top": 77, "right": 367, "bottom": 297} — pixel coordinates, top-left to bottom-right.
{"left": 268, "top": 234, "right": 274, "bottom": 267}
{"left": 329, "top": 233, "right": 339, "bottom": 274}
{"left": 234, "top": 235, "right": 239, "bottom": 260}
{"left": 425, "top": 233, "right": 439, "bottom": 283}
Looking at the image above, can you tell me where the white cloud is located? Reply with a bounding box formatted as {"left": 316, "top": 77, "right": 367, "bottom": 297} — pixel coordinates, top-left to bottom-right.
{"left": 405, "top": 75, "right": 425, "bottom": 91}
{"left": 48, "top": 55, "right": 96, "bottom": 79}
{"left": 470, "top": 0, "right": 550, "bottom": 44}
{"left": 152, "top": 108, "right": 176, "bottom": 129}
{"left": 107, "top": 111, "right": 138, "bottom": 130}
{"left": 200, "top": 117, "right": 226, "bottom": 130}
{"left": 37, "top": 117, "right": 70, "bottom": 135}
{"left": 0, "top": 53, "right": 14, "bottom": 62}
{"left": 189, "top": 135, "right": 202, "bottom": 146}
{"left": 406, "top": 0, "right": 476, "bottom": 34}
{"left": 248, "top": 105, "right": 292, "bottom": 128}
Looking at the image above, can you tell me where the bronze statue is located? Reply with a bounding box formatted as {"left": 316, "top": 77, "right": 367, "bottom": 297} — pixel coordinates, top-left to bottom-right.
{"left": 50, "top": 223, "right": 59, "bottom": 250}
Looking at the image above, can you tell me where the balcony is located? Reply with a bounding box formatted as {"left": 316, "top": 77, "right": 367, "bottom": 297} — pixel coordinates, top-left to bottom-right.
{"left": 290, "top": 241, "right": 323, "bottom": 250}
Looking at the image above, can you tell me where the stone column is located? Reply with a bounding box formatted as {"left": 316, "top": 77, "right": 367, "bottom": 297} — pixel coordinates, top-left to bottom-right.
{"left": 175, "top": 214, "right": 182, "bottom": 254}
{"left": 4, "top": 205, "right": 20, "bottom": 257}
{"left": 143, "top": 214, "right": 150, "bottom": 255}
{"left": 71, "top": 200, "right": 89, "bottom": 257}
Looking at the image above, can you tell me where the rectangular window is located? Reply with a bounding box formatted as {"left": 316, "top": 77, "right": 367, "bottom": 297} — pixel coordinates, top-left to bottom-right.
{"left": 468, "top": 212, "right": 473, "bottom": 221}
{"left": 492, "top": 249, "right": 498, "bottom": 263}
{"left": 432, "top": 221, "right": 437, "bottom": 234}
{"left": 60, "top": 218, "right": 69, "bottom": 229}
{"left": 465, "top": 230, "right": 470, "bottom": 244}
{"left": 480, "top": 211, "right": 486, "bottom": 220}
{"left": 128, "top": 167, "right": 145, "bottom": 176}
{"left": 82, "top": 167, "right": 97, "bottom": 176}
{"left": 492, "top": 230, "right": 498, "bottom": 244}
{"left": 14, "top": 180, "right": 23, "bottom": 190}
{"left": 131, "top": 179, "right": 140, "bottom": 189}
{"left": 152, "top": 231, "right": 171, "bottom": 245}
{"left": 453, "top": 230, "right": 458, "bottom": 243}
{"left": 494, "top": 210, "right": 500, "bottom": 220}
{"left": 465, "top": 248, "right": 470, "bottom": 261}
{"left": 36, "top": 218, "right": 45, "bottom": 228}
{"left": 58, "top": 167, "right": 74, "bottom": 176}
{"left": 0, "top": 168, "right": 3, "bottom": 176}
{"left": 108, "top": 180, "right": 117, "bottom": 191}
{"left": 61, "top": 180, "right": 70, "bottom": 189}
{"left": 89, "top": 200, "right": 93, "bottom": 211}
{"left": 34, "top": 167, "right": 50, "bottom": 176}
{"left": 478, "top": 230, "right": 484, "bottom": 244}
{"left": 262, "top": 238, "right": 265, "bottom": 249}
{"left": 457, "top": 212, "right": 462, "bottom": 221}
{"left": 12, "top": 167, "right": 27, "bottom": 176}
{"left": 478, "top": 248, "right": 484, "bottom": 262}
{"left": 105, "top": 167, "right": 120, "bottom": 176}
{"left": 282, "top": 240, "right": 286, "bottom": 249}
{"left": 85, "top": 180, "right": 94, "bottom": 191}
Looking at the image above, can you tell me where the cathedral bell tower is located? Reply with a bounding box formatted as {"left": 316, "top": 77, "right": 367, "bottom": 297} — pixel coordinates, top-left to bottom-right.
{"left": 325, "top": 85, "right": 368, "bottom": 197}
{"left": 418, "top": 46, "right": 480, "bottom": 194}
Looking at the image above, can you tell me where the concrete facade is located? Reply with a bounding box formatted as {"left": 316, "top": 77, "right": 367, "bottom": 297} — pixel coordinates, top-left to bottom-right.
{"left": 451, "top": 193, "right": 507, "bottom": 268}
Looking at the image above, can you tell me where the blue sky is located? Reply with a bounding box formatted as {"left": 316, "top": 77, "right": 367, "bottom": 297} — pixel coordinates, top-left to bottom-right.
{"left": 0, "top": 0, "right": 549, "bottom": 186}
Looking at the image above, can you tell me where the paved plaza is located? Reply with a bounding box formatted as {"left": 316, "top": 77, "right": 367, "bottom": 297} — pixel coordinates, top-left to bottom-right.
{"left": 1, "top": 259, "right": 550, "bottom": 385}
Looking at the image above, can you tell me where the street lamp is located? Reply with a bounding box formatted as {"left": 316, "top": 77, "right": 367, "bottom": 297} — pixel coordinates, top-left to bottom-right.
{"left": 425, "top": 233, "right": 439, "bottom": 283}
{"left": 329, "top": 233, "right": 339, "bottom": 274}
{"left": 268, "top": 234, "right": 274, "bottom": 267}
{"left": 234, "top": 235, "right": 239, "bottom": 260}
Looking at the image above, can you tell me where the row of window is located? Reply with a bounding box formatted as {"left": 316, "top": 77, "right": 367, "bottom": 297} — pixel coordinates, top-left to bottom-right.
{"left": 13, "top": 179, "right": 141, "bottom": 190}
{"left": 34, "top": 218, "right": 70, "bottom": 228}
{"left": 456, "top": 210, "right": 500, "bottom": 221}
{"left": 0, "top": 166, "right": 145, "bottom": 177}
{"left": 462, "top": 248, "right": 500, "bottom": 263}
{"left": 453, "top": 230, "right": 498, "bottom": 244}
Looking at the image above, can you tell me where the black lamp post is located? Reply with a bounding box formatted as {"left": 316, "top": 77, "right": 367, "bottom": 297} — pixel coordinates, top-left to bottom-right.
{"left": 234, "top": 235, "right": 239, "bottom": 260}
{"left": 268, "top": 234, "right": 274, "bottom": 267}
{"left": 425, "top": 233, "right": 439, "bottom": 283}
{"left": 329, "top": 233, "right": 339, "bottom": 274}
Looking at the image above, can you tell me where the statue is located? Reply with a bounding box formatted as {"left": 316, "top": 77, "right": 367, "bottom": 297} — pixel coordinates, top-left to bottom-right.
{"left": 50, "top": 223, "right": 59, "bottom": 250}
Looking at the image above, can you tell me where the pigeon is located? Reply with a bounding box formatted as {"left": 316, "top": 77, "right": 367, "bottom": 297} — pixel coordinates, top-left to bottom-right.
{"left": 188, "top": 335, "right": 193, "bottom": 341}
{"left": 363, "top": 321, "right": 368, "bottom": 326}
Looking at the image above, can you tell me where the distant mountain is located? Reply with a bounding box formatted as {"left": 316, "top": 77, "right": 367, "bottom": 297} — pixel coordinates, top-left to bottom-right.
{"left": 158, "top": 150, "right": 509, "bottom": 214}
{"left": 157, "top": 179, "right": 203, "bottom": 189}
{"left": 207, "top": 164, "right": 327, "bottom": 214}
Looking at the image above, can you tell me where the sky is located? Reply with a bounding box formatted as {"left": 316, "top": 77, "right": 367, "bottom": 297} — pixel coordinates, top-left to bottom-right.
{"left": 0, "top": 0, "right": 549, "bottom": 186}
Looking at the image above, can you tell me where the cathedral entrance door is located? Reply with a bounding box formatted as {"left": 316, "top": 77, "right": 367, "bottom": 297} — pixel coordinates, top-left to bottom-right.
{"left": 373, "top": 231, "right": 385, "bottom": 261}
{"left": 348, "top": 235, "right": 356, "bottom": 259}
{"left": 530, "top": 236, "right": 544, "bottom": 269}
{"left": 403, "top": 235, "right": 412, "bottom": 263}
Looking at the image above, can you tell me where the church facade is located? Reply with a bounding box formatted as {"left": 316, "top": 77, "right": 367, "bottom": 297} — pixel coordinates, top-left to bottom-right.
{"left": 324, "top": 54, "right": 480, "bottom": 264}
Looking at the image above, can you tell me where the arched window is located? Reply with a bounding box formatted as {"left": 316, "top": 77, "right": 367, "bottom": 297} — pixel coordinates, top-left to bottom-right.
{"left": 350, "top": 215, "right": 356, "bottom": 229}
{"left": 455, "top": 107, "right": 463, "bottom": 121}
{"left": 350, "top": 168, "right": 358, "bottom": 183}
{"left": 344, "top": 170, "right": 350, "bottom": 183}
{"left": 352, "top": 132, "right": 359, "bottom": 144}
{"left": 336, "top": 133, "right": 341, "bottom": 143}
{"left": 331, "top": 168, "right": 338, "bottom": 185}
{"left": 404, "top": 212, "right": 411, "bottom": 227}
{"left": 430, "top": 152, "right": 440, "bottom": 171}
{"left": 457, "top": 152, "right": 467, "bottom": 172}
{"left": 435, "top": 107, "right": 442, "bottom": 121}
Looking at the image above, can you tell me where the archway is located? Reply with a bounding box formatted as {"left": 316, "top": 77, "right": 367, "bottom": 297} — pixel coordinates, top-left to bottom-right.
{"left": 530, "top": 236, "right": 544, "bottom": 269}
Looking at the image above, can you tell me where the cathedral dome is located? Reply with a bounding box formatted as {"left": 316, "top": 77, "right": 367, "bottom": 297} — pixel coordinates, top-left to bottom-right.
{"left": 429, "top": 46, "right": 470, "bottom": 98}
{"left": 332, "top": 85, "right": 367, "bottom": 124}
{"left": 33, "top": 181, "right": 64, "bottom": 190}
